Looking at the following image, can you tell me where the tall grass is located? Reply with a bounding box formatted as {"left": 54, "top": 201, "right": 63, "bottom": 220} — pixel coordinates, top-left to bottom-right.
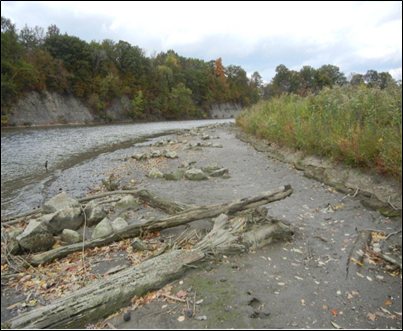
{"left": 236, "top": 85, "right": 402, "bottom": 182}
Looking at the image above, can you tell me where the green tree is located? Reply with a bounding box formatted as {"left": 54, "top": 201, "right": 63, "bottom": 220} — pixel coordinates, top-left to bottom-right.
{"left": 272, "top": 64, "right": 292, "bottom": 94}
{"left": 317, "top": 64, "right": 347, "bottom": 87}
{"left": 169, "top": 83, "right": 196, "bottom": 119}
{"left": 299, "top": 65, "right": 316, "bottom": 94}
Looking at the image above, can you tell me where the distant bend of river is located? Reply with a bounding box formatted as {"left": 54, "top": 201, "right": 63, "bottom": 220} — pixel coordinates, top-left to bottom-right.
{"left": 1, "top": 119, "right": 233, "bottom": 217}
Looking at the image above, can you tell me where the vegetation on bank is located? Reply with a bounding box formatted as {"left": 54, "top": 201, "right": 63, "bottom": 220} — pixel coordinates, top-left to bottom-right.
{"left": 237, "top": 84, "right": 402, "bottom": 182}
{"left": 1, "top": 17, "right": 262, "bottom": 125}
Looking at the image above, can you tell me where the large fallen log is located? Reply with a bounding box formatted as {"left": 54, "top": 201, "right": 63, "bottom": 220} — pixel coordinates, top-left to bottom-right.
{"left": 2, "top": 208, "right": 294, "bottom": 329}
{"left": 25, "top": 185, "right": 293, "bottom": 267}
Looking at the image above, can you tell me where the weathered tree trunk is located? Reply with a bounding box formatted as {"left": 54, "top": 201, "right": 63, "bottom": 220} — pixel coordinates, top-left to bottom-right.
{"left": 25, "top": 185, "right": 293, "bottom": 267}
{"left": 2, "top": 209, "right": 294, "bottom": 329}
{"left": 2, "top": 249, "right": 206, "bottom": 329}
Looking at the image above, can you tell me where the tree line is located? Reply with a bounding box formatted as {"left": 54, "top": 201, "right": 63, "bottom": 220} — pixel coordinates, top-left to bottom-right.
{"left": 262, "top": 64, "right": 398, "bottom": 99}
{"left": 1, "top": 17, "right": 262, "bottom": 124}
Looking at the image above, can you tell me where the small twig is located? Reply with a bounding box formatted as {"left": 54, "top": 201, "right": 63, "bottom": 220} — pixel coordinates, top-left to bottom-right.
{"left": 341, "top": 188, "right": 360, "bottom": 201}
{"left": 387, "top": 196, "right": 399, "bottom": 211}
{"left": 161, "top": 293, "right": 186, "bottom": 303}
{"left": 162, "top": 303, "right": 180, "bottom": 315}
{"left": 385, "top": 229, "right": 402, "bottom": 240}
{"left": 374, "top": 252, "right": 402, "bottom": 270}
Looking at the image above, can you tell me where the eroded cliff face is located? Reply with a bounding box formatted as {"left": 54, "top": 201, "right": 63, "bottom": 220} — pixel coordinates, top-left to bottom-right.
{"left": 10, "top": 91, "right": 94, "bottom": 125}
{"left": 210, "top": 102, "right": 243, "bottom": 118}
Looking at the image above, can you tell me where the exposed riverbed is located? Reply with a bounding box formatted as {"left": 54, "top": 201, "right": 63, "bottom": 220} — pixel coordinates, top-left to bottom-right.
{"left": 1, "top": 119, "right": 233, "bottom": 217}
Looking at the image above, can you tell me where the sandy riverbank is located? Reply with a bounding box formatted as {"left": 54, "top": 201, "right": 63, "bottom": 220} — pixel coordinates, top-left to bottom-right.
{"left": 2, "top": 123, "right": 401, "bottom": 329}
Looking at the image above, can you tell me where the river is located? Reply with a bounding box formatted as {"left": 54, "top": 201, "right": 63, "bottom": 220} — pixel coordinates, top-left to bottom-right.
{"left": 1, "top": 119, "right": 233, "bottom": 217}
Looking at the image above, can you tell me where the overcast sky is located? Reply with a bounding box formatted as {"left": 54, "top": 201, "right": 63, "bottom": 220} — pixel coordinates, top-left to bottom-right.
{"left": 2, "top": 1, "right": 402, "bottom": 83}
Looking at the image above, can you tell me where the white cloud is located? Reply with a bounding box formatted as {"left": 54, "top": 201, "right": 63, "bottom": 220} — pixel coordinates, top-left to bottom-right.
{"left": 1, "top": 1, "right": 401, "bottom": 82}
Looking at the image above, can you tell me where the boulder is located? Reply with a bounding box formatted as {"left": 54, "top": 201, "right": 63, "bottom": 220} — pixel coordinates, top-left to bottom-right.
{"left": 112, "top": 217, "right": 128, "bottom": 232}
{"left": 185, "top": 168, "right": 208, "bottom": 181}
{"left": 116, "top": 195, "right": 139, "bottom": 210}
{"left": 165, "top": 169, "right": 185, "bottom": 181}
{"left": 61, "top": 229, "right": 83, "bottom": 245}
{"left": 16, "top": 219, "right": 55, "bottom": 253}
{"left": 42, "top": 192, "right": 81, "bottom": 214}
{"left": 84, "top": 201, "right": 107, "bottom": 227}
{"left": 45, "top": 207, "right": 84, "bottom": 235}
{"left": 92, "top": 217, "right": 113, "bottom": 239}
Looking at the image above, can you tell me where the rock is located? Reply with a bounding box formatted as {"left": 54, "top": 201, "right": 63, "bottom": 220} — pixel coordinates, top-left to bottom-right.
{"left": 148, "top": 168, "right": 164, "bottom": 179}
{"left": 42, "top": 192, "right": 81, "bottom": 214}
{"left": 164, "top": 151, "right": 179, "bottom": 159}
{"left": 123, "top": 312, "right": 131, "bottom": 322}
{"left": 112, "top": 217, "right": 128, "bottom": 232}
{"left": 165, "top": 169, "right": 185, "bottom": 181}
{"left": 131, "top": 238, "right": 149, "bottom": 251}
{"left": 84, "top": 201, "right": 107, "bottom": 227}
{"left": 179, "top": 162, "right": 190, "bottom": 168}
{"left": 210, "top": 168, "right": 229, "bottom": 177}
{"left": 185, "top": 168, "right": 208, "bottom": 181}
{"left": 45, "top": 207, "right": 84, "bottom": 235}
{"left": 16, "top": 219, "right": 55, "bottom": 253}
{"left": 61, "top": 229, "right": 83, "bottom": 245}
{"left": 92, "top": 217, "right": 113, "bottom": 239}
{"left": 7, "top": 241, "right": 22, "bottom": 255}
{"left": 116, "top": 195, "right": 139, "bottom": 210}
{"left": 201, "top": 134, "right": 210, "bottom": 140}
{"left": 8, "top": 227, "right": 24, "bottom": 240}
{"left": 102, "top": 174, "right": 119, "bottom": 191}
{"left": 150, "top": 150, "right": 161, "bottom": 158}
{"left": 201, "top": 163, "right": 222, "bottom": 174}
{"left": 132, "top": 153, "right": 148, "bottom": 160}
{"left": 212, "top": 143, "right": 223, "bottom": 148}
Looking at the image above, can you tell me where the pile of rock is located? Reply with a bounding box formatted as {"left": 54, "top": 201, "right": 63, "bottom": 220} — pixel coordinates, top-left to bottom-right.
{"left": 5, "top": 193, "right": 140, "bottom": 253}
{"left": 132, "top": 149, "right": 179, "bottom": 161}
{"left": 149, "top": 162, "right": 230, "bottom": 181}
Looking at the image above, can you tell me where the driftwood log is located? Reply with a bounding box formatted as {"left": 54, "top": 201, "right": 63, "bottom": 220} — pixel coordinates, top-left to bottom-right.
{"left": 25, "top": 185, "right": 292, "bottom": 267}
{"left": 3, "top": 186, "right": 293, "bottom": 329}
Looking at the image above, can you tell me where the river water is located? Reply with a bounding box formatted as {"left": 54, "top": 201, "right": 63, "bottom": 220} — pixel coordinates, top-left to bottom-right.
{"left": 1, "top": 119, "right": 233, "bottom": 217}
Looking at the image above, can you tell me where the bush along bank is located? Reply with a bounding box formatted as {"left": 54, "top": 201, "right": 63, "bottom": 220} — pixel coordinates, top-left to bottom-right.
{"left": 236, "top": 84, "right": 402, "bottom": 183}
